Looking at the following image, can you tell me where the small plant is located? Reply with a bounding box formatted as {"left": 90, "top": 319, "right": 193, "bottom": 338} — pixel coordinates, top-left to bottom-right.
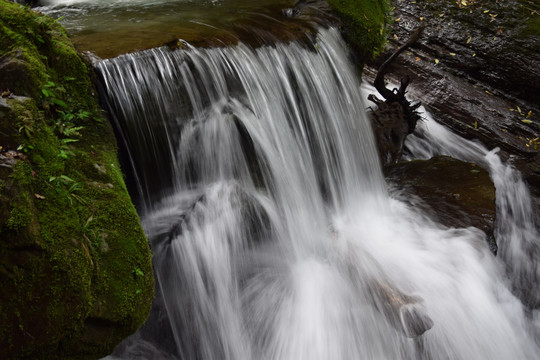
{"left": 17, "top": 110, "right": 35, "bottom": 138}
{"left": 132, "top": 267, "right": 145, "bottom": 295}
{"left": 47, "top": 175, "right": 85, "bottom": 205}
{"left": 82, "top": 215, "right": 106, "bottom": 248}
{"left": 16, "top": 144, "right": 34, "bottom": 153}
{"left": 133, "top": 267, "right": 144, "bottom": 278}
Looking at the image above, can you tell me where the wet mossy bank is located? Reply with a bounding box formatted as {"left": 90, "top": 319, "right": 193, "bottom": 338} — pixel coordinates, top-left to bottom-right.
{"left": 325, "top": 0, "right": 388, "bottom": 60}
{"left": 0, "top": 1, "right": 154, "bottom": 359}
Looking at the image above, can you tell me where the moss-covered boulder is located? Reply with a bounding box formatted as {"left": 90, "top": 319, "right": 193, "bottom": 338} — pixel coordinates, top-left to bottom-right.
{"left": 326, "top": 0, "right": 388, "bottom": 61}
{"left": 0, "top": 1, "right": 154, "bottom": 359}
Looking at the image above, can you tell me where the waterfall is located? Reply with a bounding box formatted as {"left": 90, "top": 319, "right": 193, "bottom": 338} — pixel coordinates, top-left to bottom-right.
{"left": 97, "top": 28, "right": 539, "bottom": 360}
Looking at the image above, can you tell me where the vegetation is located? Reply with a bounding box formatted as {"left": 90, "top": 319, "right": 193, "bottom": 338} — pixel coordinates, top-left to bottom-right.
{"left": 326, "top": 0, "right": 389, "bottom": 61}
{"left": 0, "top": 1, "right": 154, "bottom": 359}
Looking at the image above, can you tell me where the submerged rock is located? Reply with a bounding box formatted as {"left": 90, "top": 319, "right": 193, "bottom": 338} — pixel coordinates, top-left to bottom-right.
{"left": 386, "top": 156, "right": 497, "bottom": 254}
{"left": 368, "top": 280, "right": 434, "bottom": 338}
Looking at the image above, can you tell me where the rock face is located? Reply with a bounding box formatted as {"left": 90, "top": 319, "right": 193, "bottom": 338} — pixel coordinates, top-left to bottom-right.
{"left": 386, "top": 156, "right": 497, "bottom": 254}
{"left": 0, "top": 2, "right": 154, "bottom": 359}
{"left": 367, "top": 0, "right": 540, "bottom": 214}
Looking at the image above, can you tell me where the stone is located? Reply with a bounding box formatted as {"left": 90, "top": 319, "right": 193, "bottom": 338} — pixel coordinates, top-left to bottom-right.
{"left": 386, "top": 156, "right": 497, "bottom": 254}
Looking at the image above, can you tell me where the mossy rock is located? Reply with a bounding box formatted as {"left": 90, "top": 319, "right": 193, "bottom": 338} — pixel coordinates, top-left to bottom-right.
{"left": 326, "top": 0, "right": 389, "bottom": 61}
{"left": 0, "top": 1, "right": 154, "bottom": 359}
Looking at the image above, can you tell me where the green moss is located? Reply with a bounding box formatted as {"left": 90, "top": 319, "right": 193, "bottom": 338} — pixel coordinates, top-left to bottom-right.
{"left": 326, "top": 0, "right": 389, "bottom": 61}
{"left": 0, "top": 1, "right": 154, "bottom": 359}
{"left": 6, "top": 206, "right": 31, "bottom": 231}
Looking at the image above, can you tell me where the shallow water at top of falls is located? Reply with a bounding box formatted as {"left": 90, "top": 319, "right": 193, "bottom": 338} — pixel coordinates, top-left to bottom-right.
{"left": 36, "top": 0, "right": 303, "bottom": 58}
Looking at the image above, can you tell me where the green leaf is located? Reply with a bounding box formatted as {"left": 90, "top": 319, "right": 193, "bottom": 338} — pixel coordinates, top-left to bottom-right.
{"left": 51, "top": 98, "right": 68, "bottom": 108}
{"left": 58, "top": 150, "right": 69, "bottom": 159}
{"left": 134, "top": 268, "right": 144, "bottom": 277}
{"left": 60, "top": 175, "right": 75, "bottom": 183}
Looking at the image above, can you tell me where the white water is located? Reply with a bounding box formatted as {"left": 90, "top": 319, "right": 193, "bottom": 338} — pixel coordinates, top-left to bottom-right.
{"left": 403, "top": 108, "right": 540, "bottom": 314}
{"left": 97, "top": 28, "right": 540, "bottom": 359}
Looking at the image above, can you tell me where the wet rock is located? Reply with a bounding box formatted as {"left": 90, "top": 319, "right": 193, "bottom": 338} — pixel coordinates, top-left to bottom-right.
{"left": 384, "top": 0, "right": 540, "bottom": 105}
{"left": 366, "top": 0, "right": 540, "bottom": 217}
{"left": 368, "top": 280, "right": 434, "bottom": 338}
{"left": 386, "top": 156, "right": 497, "bottom": 254}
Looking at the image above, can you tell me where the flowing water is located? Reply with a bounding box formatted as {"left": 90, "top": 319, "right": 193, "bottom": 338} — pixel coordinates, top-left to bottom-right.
{"left": 92, "top": 25, "right": 540, "bottom": 359}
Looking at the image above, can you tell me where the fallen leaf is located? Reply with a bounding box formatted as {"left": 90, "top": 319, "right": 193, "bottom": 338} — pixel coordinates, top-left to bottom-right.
{"left": 435, "top": 58, "right": 439, "bottom": 64}
{"left": 526, "top": 110, "right": 533, "bottom": 118}
{"left": 450, "top": 52, "right": 456, "bottom": 56}
{"left": 521, "top": 119, "right": 533, "bottom": 124}
{"left": 415, "top": 57, "right": 421, "bottom": 61}
{"left": 473, "top": 52, "right": 476, "bottom": 57}
{"left": 467, "top": 36, "right": 472, "bottom": 44}
{"left": 395, "top": 17, "right": 401, "bottom": 22}
{"left": 484, "top": 9, "right": 490, "bottom": 13}
{"left": 394, "top": 34, "right": 399, "bottom": 40}
{"left": 34, "top": 193, "right": 45, "bottom": 200}
{"left": 420, "top": 17, "right": 424, "bottom": 21}
{"left": 474, "top": 121, "right": 478, "bottom": 129}
{"left": 485, "top": 90, "right": 494, "bottom": 95}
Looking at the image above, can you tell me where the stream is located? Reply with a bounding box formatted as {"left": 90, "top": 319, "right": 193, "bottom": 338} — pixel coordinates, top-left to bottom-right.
{"left": 36, "top": 1, "right": 540, "bottom": 359}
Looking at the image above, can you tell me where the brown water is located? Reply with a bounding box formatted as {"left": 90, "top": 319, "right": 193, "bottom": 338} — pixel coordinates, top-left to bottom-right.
{"left": 35, "top": 0, "right": 324, "bottom": 58}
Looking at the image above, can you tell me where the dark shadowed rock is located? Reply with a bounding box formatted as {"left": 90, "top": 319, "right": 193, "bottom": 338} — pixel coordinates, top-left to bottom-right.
{"left": 386, "top": 156, "right": 497, "bottom": 254}
{"left": 366, "top": 0, "right": 540, "bottom": 216}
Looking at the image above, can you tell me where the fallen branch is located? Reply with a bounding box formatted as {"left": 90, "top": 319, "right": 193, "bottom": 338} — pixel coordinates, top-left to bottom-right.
{"left": 369, "top": 25, "right": 425, "bottom": 133}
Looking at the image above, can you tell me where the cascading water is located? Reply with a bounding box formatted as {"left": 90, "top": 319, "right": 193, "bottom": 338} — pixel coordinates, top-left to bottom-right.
{"left": 96, "top": 28, "right": 540, "bottom": 359}
{"left": 403, "top": 109, "right": 540, "bottom": 315}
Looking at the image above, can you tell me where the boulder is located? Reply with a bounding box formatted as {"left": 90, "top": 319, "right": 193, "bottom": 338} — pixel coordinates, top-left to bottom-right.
{"left": 0, "top": 2, "right": 154, "bottom": 359}
{"left": 386, "top": 156, "right": 497, "bottom": 254}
